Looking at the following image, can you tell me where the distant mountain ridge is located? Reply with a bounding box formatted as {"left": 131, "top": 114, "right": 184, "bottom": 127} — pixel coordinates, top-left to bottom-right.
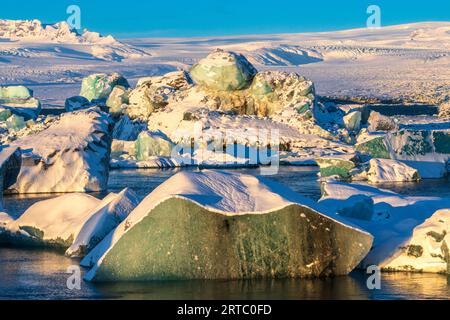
{"left": 0, "top": 19, "right": 115, "bottom": 44}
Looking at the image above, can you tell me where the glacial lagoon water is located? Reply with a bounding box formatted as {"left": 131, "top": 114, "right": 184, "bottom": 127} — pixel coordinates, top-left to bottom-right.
{"left": 1, "top": 166, "right": 450, "bottom": 300}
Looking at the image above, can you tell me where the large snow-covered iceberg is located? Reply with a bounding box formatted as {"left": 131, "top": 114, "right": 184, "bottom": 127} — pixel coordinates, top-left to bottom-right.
{"left": 81, "top": 170, "right": 372, "bottom": 282}
{"left": 8, "top": 108, "right": 113, "bottom": 193}
{"left": 0, "top": 188, "right": 138, "bottom": 256}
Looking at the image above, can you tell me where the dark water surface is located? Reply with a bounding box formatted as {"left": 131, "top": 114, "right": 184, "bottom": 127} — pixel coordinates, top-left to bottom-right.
{"left": 2, "top": 166, "right": 450, "bottom": 300}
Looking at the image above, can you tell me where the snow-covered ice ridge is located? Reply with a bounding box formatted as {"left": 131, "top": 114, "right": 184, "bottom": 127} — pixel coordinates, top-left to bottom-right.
{"left": 0, "top": 19, "right": 115, "bottom": 43}
{"left": 0, "top": 19, "right": 149, "bottom": 63}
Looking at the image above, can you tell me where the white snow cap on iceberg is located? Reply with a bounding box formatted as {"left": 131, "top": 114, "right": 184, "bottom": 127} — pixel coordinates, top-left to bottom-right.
{"left": 3, "top": 188, "right": 139, "bottom": 257}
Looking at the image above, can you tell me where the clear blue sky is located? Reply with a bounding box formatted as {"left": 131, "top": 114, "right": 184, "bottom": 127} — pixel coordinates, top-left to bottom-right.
{"left": 1, "top": 0, "right": 449, "bottom": 38}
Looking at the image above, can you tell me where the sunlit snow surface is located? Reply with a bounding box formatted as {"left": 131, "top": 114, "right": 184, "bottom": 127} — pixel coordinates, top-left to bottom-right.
{"left": 0, "top": 21, "right": 449, "bottom": 107}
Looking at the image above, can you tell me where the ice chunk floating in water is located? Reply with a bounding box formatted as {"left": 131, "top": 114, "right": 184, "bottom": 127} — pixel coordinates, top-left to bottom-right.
{"left": 82, "top": 170, "right": 372, "bottom": 282}
{"left": 0, "top": 188, "right": 138, "bottom": 256}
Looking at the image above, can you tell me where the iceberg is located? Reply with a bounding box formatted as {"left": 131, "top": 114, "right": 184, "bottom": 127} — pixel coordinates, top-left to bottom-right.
{"left": 0, "top": 85, "right": 41, "bottom": 119}
{"left": 128, "top": 84, "right": 175, "bottom": 119}
{"left": 248, "top": 71, "right": 315, "bottom": 117}
{"left": 0, "top": 146, "right": 21, "bottom": 210}
{"left": 0, "top": 193, "right": 101, "bottom": 248}
{"left": 0, "top": 212, "right": 13, "bottom": 225}
{"left": 0, "top": 146, "right": 21, "bottom": 190}
{"left": 5, "top": 114, "right": 26, "bottom": 131}
{"left": 315, "top": 154, "right": 359, "bottom": 180}
{"left": 355, "top": 133, "right": 390, "bottom": 159}
{"left": 0, "top": 85, "right": 32, "bottom": 100}
{"left": 9, "top": 108, "right": 113, "bottom": 193}
{"left": 82, "top": 170, "right": 372, "bottom": 282}
{"left": 190, "top": 49, "right": 257, "bottom": 91}
{"left": 0, "top": 107, "right": 12, "bottom": 121}
{"left": 357, "top": 127, "right": 450, "bottom": 173}
{"left": 194, "top": 70, "right": 316, "bottom": 118}
{"left": 343, "top": 111, "right": 362, "bottom": 132}
{"left": 367, "top": 111, "right": 398, "bottom": 132}
{"left": 135, "top": 131, "right": 175, "bottom": 160}
{"left": 320, "top": 181, "right": 450, "bottom": 274}
{"left": 112, "top": 115, "right": 146, "bottom": 141}
{"left": 127, "top": 71, "right": 192, "bottom": 119}
{"left": 367, "top": 158, "right": 420, "bottom": 183}
{"left": 0, "top": 188, "right": 138, "bottom": 256}
{"left": 380, "top": 209, "right": 450, "bottom": 274}
{"left": 106, "top": 85, "right": 129, "bottom": 115}
{"left": 136, "top": 70, "right": 193, "bottom": 90}
{"left": 80, "top": 73, "right": 129, "bottom": 102}
{"left": 338, "top": 104, "right": 370, "bottom": 124}
{"left": 65, "top": 96, "right": 91, "bottom": 112}
{"left": 66, "top": 188, "right": 140, "bottom": 257}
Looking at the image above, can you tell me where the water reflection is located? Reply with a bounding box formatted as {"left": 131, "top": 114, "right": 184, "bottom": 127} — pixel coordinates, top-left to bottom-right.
{"left": 94, "top": 276, "right": 368, "bottom": 300}
{"left": 1, "top": 248, "right": 449, "bottom": 300}
{"left": 371, "top": 273, "right": 450, "bottom": 300}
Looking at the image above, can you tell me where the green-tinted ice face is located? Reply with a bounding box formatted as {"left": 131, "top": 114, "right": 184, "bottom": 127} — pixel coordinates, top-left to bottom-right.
{"left": 135, "top": 132, "right": 174, "bottom": 160}
{"left": 249, "top": 78, "right": 274, "bottom": 97}
{"left": 190, "top": 50, "right": 257, "bottom": 91}
{"left": 390, "top": 130, "right": 433, "bottom": 157}
{"left": 90, "top": 198, "right": 372, "bottom": 282}
{"left": 433, "top": 132, "right": 450, "bottom": 154}
{"left": 0, "top": 86, "right": 33, "bottom": 100}
{"left": 0, "top": 108, "right": 12, "bottom": 121}
{"left": 316, "top": 158, "right": 356, "bottom": 180}
{"left": 0, "top": 224, "right": 74, "bottom": 250}
{"left": 356, "top": 136, "right": 390, "bottom": 159}
{"left": 343, "top": 111, "right": 362, "bottom": 132}
{"left": 6, "top": 114, "right": 26, "bottom": 131}
{"left": 65, "top": 96, "right": 90, "bottom": 112}
{"left": 80, "top": 73, "right": 129, "bottom": 101}
{"left": 106, "top": 86, "right": 129, "bottom": 115}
